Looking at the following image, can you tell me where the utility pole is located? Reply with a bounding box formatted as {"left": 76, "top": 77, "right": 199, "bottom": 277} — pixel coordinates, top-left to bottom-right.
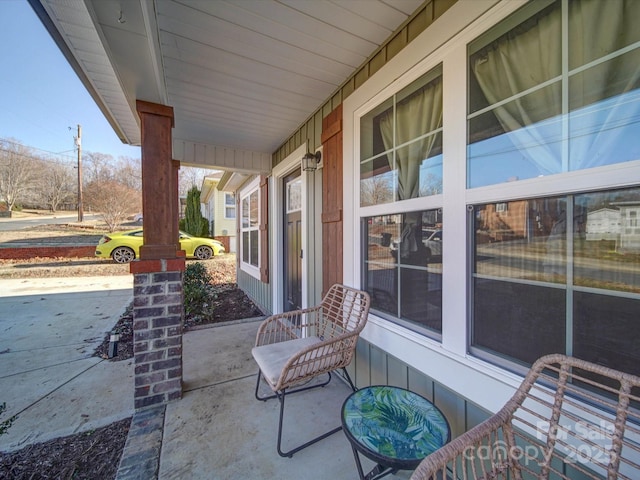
{"left": 75, "top": 124, "right": 83, "bottom": 222}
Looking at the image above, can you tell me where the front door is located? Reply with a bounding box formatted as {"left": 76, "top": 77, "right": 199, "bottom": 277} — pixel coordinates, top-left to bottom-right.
{"left": 283, "top": 170, "right": 302, "bottom": 312}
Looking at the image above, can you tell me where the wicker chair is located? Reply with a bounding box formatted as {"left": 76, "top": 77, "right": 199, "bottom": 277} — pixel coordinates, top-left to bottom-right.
{"left": 411, "top": 354, "right": 640, "bottom": 480}
{"left": 252, "top": 284, "right": 370, "bottom": 458}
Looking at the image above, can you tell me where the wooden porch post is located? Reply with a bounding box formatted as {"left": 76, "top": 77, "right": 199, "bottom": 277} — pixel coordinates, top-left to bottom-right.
{"left": 129, "top": 100, "right": 185, "bottom": 410}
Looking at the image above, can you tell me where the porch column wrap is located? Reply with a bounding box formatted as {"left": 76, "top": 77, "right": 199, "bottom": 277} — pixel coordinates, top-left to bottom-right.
{"left": 131, "top": 100, "right": 184, "bottom": 410}
{"left": 136, "top": 100, "right": 177, "bottom": 260}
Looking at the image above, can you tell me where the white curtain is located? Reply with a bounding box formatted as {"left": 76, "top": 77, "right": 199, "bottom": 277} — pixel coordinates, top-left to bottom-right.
{"left": 471, "top": 4, "right": 562, "bottom": 175}
{"left": 471, "top": 0, "right": 640, "bottom": 173}
{"left": 378, "top": 78, "right": 442, "bottom": 258}
{"left": 567, "top": 0, "right": 640, "bottom": 169}
{"left": 379, "top": 79, "right": 443, "bottom": 201}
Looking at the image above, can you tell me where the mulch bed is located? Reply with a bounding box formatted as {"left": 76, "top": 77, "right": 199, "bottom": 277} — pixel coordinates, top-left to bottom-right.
{"left": 0, "top": 418, "right": 131, "bottom": 480}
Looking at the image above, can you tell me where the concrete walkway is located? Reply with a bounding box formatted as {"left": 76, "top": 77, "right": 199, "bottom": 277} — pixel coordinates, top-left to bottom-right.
{"left": 0, "top": 276, "right": 134, "bottom": 451}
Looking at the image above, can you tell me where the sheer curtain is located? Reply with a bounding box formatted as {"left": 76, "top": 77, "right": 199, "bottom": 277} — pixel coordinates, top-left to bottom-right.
{"left": 379, "top": 80, "right": 443, "bottom": 201}
{"left": 378, "top": 78, "right": 442, "bottom": 258}
{"left": 471, "top": 0, "right": 640, "bottom": 174}
{"left": 471, "top": 5, "right": 562, "bottom": 175}
{"left": 568, "top": 0, "right": 640, "bottom": 169}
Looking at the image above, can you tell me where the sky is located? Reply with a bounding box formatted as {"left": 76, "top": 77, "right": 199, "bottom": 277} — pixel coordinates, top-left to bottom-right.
{"left": 0, "top": 0, "right": 141, "bottom": 163}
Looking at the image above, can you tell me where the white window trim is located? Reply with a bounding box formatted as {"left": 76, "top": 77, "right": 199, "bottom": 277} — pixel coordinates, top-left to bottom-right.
{"left": 343, "top": 0, "right": 640, "bottom": 416}
{"left": 239, "top": 177, "right": 260, "bottom": 279}
{"left": 270, "top": 143, "right": 310, "bottom": 314}
{"left": 224, "top": 192, "right": 236, "bottom": 220}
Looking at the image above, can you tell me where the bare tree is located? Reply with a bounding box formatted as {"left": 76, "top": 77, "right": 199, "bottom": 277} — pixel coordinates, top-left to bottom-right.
{"left": 37, "top": 159, "right": 76, "bottom": 212}
{"left": 360, "top": 175, "right": 393, "bottom": 207}
{"left": 83, "top": 152, "right": 116, "bottom": 184}
{"left": 178, "top": 167, "right": 208, "bottom": 197}
{"left": 0, "top": 139, "right": 39, "bottom": 211}
{"left": 84, "top": 179, "right": 141, "bottom": 232}
{"left": 114, "top": 156, "right": 141, "bottom": 191}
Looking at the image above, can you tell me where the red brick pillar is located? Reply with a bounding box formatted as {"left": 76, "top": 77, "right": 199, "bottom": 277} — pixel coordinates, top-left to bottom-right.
{"left": 131, "top": 100, "right": 185, "bottom": 410}
{"left": 130, "top": 259, "right": 185, "bottom": 409}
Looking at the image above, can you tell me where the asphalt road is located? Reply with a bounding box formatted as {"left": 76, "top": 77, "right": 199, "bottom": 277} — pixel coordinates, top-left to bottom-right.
{"left": 0, "top": 213, "right": 100, "bottom": 231}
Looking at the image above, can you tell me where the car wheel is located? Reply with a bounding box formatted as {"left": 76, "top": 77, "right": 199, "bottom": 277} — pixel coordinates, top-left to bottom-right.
{"left": 194, "top": 245, "right": 213, "bottom": 260}
{"left": 111, "top": 247, "right": 135, "bottom": 264}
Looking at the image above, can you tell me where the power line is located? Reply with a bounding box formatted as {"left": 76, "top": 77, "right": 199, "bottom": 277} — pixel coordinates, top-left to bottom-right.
{"left": 0, "top": 137, "right": 76, "bottom": 161}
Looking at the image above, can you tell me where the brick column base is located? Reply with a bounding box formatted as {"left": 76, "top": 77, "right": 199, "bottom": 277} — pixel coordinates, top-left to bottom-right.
{"left": 131, "top": 258, "right": 186, "bottom": 410}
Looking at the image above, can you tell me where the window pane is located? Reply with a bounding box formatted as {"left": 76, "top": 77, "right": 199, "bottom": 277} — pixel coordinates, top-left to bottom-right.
{"left": 475, "top": 198, "right": 567, "bottom": 283}
{"left": 242, "top": 197, "right": 249, "bottom": 228}
{"left": 568, "top": 0, "right": 640, "bottom": 70}
{"left": 472, "top": 278, "right": 566, "bottom": 365}
{"left": 468, "top": 0, "right": 640, "bottom": 187}
{"left": 363, "top": 210, "right": 442, "bottom": 335}
{"left": 573, "top": 291, "right": 640, "bottom": 376}
{"left": 360, "top": 98, "right": 393, "bottom": 161}
{"left": 286, "top": 178, "right": 302, "bottom": 212}
{"left": 467, "top": 84, "right": 562, "bottom": 188}
{"left": 361, "top": 65, "right": 443, "bottom": 206}
{"left": 568, "top": 50, "right": 640, "bottom": 171}
{"left": 468, "top": 1, "right": 561, "bottom": 115}
{"left": 249, "top": 191, "right": 259, "bottom": 227}
{"left": 250, "top": 230, "right": 259, "bottom": 266}
{"left": 574, "top": 188, "right": 640, "bottom": 293}
{"left": 242, "top": 231, "right": 249, "bottom": 263}
{"left": 472, "top": 187, "right": 640, "bottom": 371}
{"left": 225, "top": 206, "right": 235, "bottom": 219}
{"left": 400, "top": 267, "right": 442, "bottom": 332}
{"left": 360, "top": 155, "right": 394, "bottom": 207}
{"left": 397, "top": 133, "right": 443, "bottom": 198}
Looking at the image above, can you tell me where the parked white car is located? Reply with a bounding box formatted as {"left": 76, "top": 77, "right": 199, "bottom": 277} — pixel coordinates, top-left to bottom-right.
{"left": 390, "top": 228, "right": 442, "bottom": 262}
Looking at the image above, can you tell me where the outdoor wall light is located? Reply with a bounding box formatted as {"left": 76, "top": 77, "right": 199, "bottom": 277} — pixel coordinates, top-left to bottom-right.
{"left": 302, "top": 151, "right": 322, "bottom": 172}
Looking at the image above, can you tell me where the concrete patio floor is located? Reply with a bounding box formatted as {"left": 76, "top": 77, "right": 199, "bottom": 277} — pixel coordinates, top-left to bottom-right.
{"left": 154, "top": 321, "right": 408, "bottom": 480}
{"left": 154, "top": 319, "right": 412, "bottom": 479}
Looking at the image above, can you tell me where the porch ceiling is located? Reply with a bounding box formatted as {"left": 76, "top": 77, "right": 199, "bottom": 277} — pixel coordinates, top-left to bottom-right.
{"left": 29, "top": 0, "right": 424, "bottom": 172}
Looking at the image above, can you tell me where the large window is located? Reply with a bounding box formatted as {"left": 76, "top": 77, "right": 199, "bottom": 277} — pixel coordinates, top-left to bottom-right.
{"left": 240, "top": 185, "right": 259, "bottom": 271}
{"left": 359, "top": 64, "right": 444, "bottom": 337}
{"left": 363, "top": 209, "right": 443, "bottom": 336}
{"left": 471, "top": 186, "right": 640, "bottom": 375}
{"left": 467, "top": 0, "right": 640, "bottom": 188}
{"left": 360, "top": 65, "right": 443, "bottom": 206}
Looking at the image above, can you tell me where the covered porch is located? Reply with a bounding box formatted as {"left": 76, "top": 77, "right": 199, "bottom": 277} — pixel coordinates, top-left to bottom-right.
{"left": 118, "top": 319, "right": 411, "bottom": 480}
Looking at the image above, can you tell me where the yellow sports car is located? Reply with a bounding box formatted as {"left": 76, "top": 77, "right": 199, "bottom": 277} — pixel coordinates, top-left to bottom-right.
{"left": 95, "top": 229, "right": 225, "bottom": 263}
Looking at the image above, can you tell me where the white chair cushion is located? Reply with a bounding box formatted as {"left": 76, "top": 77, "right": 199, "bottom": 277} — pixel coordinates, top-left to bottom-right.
{"left": 252, "top": 336, "right": 322, "bottom": 388}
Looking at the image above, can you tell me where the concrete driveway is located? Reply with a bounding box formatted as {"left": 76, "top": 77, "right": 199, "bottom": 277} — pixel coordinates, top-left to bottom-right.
{"left": 0, "top": 276, "right": 134, "bottom": 452}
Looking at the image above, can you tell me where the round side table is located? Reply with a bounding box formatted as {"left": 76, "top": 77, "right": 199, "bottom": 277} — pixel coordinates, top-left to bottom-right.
{"left": 341, "top": 385, "right": 451, "bottom": 480}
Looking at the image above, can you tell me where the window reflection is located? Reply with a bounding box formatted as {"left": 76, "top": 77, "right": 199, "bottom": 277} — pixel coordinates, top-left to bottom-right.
{"left": 360, "top": 65, "right": 443, "bottom": 206}
{"left": 472, "top": 186, "right": 640, "bottom": 373}
{"left": 363, "top": 210, "right": 443, "bottom": 335}
{"left": 467, "top": 0, "right": 640, "bottom": 188}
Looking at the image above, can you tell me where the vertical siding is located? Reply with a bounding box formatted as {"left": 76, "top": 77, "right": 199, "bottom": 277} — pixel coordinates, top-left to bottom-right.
{"left": 237, "top": 269, "right": 272, "bottom": 315}
{"left": 352, "top": 339, "right": 491, "bottom": 439}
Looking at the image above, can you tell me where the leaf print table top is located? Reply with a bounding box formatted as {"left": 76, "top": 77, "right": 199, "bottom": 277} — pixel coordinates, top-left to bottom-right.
{"left": 341, "top": 386, "right": 450, "bottom": 473}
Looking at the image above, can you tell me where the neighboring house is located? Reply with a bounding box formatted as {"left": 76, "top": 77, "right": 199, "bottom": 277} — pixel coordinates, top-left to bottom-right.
{"left": 201, "top": 173, "right": 237, "bottom": 253}
{"left": 33, "top": 0, "right": 640, "bottom": 444}
{"left": 613, "top": 201, "right": 640, "bottom": 253}
{"left": 585, "top": 208, "right": 620, "bottom": 242}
